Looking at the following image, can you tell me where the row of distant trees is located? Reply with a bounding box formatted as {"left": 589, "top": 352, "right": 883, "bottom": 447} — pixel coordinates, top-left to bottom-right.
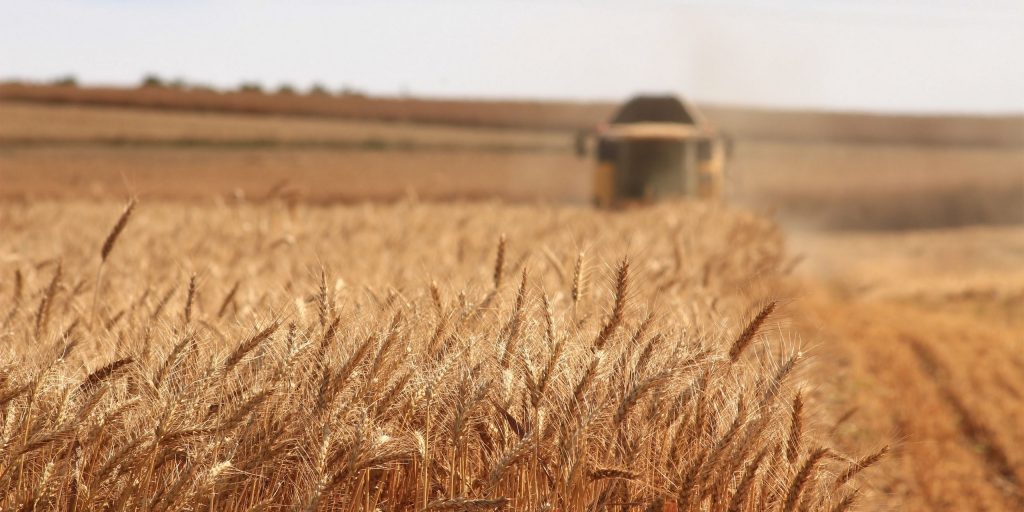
{"left": 43, "top": 74, "right": 366, "bottom": 97}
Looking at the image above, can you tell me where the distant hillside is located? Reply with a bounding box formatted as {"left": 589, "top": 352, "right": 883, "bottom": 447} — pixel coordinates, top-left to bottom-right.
{"left": 2, "top": 83, "right": 1020, "bottom": 146}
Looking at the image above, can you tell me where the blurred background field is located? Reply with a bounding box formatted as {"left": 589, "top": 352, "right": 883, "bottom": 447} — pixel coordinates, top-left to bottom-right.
{"left": 2, "top": 91, "right": 1021, "bottom": 230}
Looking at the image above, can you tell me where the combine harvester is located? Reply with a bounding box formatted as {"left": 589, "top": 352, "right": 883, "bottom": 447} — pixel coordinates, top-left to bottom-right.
{"left": 578, "top": 95, "right": 729, "bottom": 206}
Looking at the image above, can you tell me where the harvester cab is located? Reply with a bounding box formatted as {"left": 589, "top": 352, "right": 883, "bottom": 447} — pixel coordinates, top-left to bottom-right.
{"left": 577, "top": 95, "right": 727, "bottom": 207}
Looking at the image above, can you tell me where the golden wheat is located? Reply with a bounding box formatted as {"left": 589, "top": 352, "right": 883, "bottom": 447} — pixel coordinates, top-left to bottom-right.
{"left": 0, "top": 199, "right": 885, "bottom": 510}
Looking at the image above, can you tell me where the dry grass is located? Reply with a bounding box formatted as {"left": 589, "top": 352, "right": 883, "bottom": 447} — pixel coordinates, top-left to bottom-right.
{"left": 0, "top": 199, "right": 884, "bottom": 510}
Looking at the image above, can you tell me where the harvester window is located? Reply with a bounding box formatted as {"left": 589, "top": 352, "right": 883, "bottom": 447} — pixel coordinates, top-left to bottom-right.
{"left": 697, "top": 139, "right": 712, "bottom": 161}
{"left": 597, "top": 139, "right": 618, "bottom": 162}
{"left": 617, "top": 139, "right": 685, "bottom": 199}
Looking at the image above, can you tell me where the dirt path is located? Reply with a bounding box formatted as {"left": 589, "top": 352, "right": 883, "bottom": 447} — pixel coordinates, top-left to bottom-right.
{"left": 786, "top": 226, "right": 1024, "bottom": 511}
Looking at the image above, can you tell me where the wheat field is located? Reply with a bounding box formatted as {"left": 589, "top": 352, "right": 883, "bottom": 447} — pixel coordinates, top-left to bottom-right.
{"left": 0, "top": 199, "right": 886, "bottom": 510}
{"left": 2, "top": 95, "right": 1019, "bottom": 511}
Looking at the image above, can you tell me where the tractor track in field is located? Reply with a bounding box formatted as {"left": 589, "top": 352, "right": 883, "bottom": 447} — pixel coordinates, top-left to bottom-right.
{"left": 788, "top": 225, "right": 1024, "bottom": 511}
{"left": 792, "top": 293, "right": 1024, "bottom": 511}
{"left": 900, "top": 333, "right": 1024, "bottom": 508}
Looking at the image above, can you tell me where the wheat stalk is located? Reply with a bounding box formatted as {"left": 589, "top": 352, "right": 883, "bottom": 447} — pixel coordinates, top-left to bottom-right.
{"left": 783, "top": 447, "right": 830, "bottom": 512}
{"left": 79, "top": 357, "right": 134, "bottom": 394}
{"left": 834, "top": 445, "right": 889, "bottom": 488}
{"left": 571, "top": 251, "right": 586, "bottom": 307}
{"left": 729, "top": 301, "right": 776, "bottom": 362}
{"left": 34, "top": 263, "right": 62, "bottom": 339}
{"left": 92, "top": 199, "right": 135, "bottom": 325}
{"left": 426, "top": 497, "right": 509, "bottom": 510}
{"left": 593, "top": 256, "right": 629, "bottom": 351}
{"left": 492, "top": 234, "right": 507, "bottom": 290}
{"left": 183, "top": 273, "right": 197, "bottom": 325}
{"left": 786, "top": 390, "right": 804, "bottom": 463}
{"left": 727, "top": 448, "right": 768, "bottom": 512}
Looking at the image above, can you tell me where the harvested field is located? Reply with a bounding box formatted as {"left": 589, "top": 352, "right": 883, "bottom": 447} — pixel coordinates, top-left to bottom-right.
{"left": 786, "top": 226, "right": 1024, "bottom": 510}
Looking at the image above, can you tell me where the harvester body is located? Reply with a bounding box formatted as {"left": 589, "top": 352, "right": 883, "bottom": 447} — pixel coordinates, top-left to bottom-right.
{"left": 586, "top": 96, "right": 726, "bottom": 207}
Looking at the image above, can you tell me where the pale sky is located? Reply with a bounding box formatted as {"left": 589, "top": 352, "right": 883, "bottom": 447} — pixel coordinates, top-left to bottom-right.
{"left": 2, "top": 0, "right": 1022, "bottom": 114}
